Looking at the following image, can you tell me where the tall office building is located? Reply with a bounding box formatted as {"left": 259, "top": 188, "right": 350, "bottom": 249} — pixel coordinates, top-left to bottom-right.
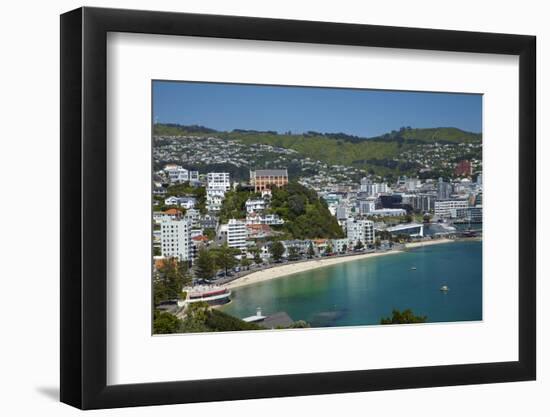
{"left": 437, "top": 177, "right": 452, "bottom": 200}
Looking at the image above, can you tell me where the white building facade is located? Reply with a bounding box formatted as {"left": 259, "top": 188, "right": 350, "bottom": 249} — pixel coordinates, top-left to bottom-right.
{"left": 434, "top": 199, "right": 469, "bottom": 218}
{"left": 206, "top": 172, "right": 231, "bottom": 211}
{"left": 245, "top": 198, "right": 266, "bottom": 213}
{"left": 160, "top": 219, "right": 191, "bottom": 261}
{"left": 227, "top": 218, "right": 248, "bottom": 251}
{"left": 346, "top": 219, "right": 375, "bottom": 246}
{"left": 360, "top": 178, "right": 388, "bottom": 196}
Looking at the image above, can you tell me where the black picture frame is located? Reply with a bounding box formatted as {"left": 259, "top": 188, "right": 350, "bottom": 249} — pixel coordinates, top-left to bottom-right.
{"left": 60, "top": 6, "right": 536, "bottom": 410}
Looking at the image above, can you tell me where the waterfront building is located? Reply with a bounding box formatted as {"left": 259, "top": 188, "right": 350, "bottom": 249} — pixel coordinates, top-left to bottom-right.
{"left": 249, "top": 169, "right": 288, "bottom": 192}
{"left": 161, "top": 219, "right": 191, "bottom": 261}
{"left": 330, "top": 238, "right": 350, "bottom": 253}
{"left": 434, "top": 199, "right": 469, "bottom": 218}
{"left": 456, "top": 206, "right": 483, "bottom": 223}
{"left": 386, "top": 222, "right": 424, "bottom": 238}
{"left": 346, "top": 218, "right": 375, "bottom": 246}
{"left": 281, "top": 239, "right": 312, "bottom": 255}
{"left": 227, "top": 218, "right": 248, "bottom": 251}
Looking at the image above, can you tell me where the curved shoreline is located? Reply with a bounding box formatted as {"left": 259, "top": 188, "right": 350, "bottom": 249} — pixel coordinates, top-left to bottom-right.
{"left": 224, "top": 239, "right": 454, "bottom": 290}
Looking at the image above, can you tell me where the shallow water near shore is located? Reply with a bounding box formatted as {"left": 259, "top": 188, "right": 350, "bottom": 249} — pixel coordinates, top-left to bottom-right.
{"left": 220, "top": 240, "right": 482, "bottom": 327}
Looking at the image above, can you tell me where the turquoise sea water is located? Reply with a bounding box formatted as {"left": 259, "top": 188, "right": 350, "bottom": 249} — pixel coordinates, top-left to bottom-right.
{"left": 220, "top": 241, "right": 482, "bottom": 327}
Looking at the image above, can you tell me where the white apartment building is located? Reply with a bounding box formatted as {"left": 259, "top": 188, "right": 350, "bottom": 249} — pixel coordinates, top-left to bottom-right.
{"left": 160, "top": 219, "right": 191, "bottom": 261}
{"left": 330, "top": 238, "right": 350, "bottom": 253}
{"left": 434, "top": 199, "right": 469, "bottom": 218}
{"left": 207, "top": 172, "right": 231, "bottom": 191}
{"left": 346, "top": 218, "right": 375, "bottom": 246}
{"left": 227, "top": 219, "right": 248, "bottom": 251}
{"left": 245, "top": 198, "right": 266, "bottom": 213}
{"left": 206, "top": 172, "right": 231, "bottom": 211}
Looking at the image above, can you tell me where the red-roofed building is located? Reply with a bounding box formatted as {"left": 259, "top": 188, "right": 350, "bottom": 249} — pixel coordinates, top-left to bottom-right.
{"left": 455, "top": 160, "right": 473, "bottom": 177}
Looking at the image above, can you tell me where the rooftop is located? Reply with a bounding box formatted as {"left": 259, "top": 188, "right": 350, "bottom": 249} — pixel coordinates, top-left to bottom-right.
{"left": 251, "top": 169, "right": 288, "bottom": 176}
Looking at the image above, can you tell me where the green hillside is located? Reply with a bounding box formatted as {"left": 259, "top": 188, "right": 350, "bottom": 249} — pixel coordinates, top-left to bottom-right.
{"left": 269, "top": 182, "right": 345, "bottom": 239}
{"left": 153, "top": 123, "right": 481, "bottom": 177}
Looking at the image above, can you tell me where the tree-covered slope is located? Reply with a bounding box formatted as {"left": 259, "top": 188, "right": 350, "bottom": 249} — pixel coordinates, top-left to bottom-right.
{"left": 269, "top": 182, "right": 345, "bottom": 239}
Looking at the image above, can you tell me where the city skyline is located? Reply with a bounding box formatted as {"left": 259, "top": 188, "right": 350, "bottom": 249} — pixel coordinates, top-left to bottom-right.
{"left": 153, "top": 81, "right": 482, "bottom": 138}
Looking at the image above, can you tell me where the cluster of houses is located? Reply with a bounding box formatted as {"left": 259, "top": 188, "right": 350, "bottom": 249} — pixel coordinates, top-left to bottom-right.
{"left": 153, "top": 159, "right": 482, "bottom": 271}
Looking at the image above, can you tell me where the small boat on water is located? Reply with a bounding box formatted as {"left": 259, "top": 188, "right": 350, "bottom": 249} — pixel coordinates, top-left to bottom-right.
{"left": 440, "top": 285, "right": 449, "bottom": 292}
{"left": 410, "top": 266, "right": 417, "bottom": 270}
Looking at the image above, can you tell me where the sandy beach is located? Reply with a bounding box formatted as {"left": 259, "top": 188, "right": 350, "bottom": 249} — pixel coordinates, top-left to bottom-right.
{"left": 404, "top": 238, "right": 454, "bottom": 249}
{"left": 224, "top": 250, "right": 402, "bottom": 289}
{"left": 225, "top": 238, "right": 456, "bottom": 290}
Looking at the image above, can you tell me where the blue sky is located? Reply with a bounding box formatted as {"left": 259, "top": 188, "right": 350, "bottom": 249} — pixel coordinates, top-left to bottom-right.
{"left": 153, "top": 81, "right": 482, "bottom": 137}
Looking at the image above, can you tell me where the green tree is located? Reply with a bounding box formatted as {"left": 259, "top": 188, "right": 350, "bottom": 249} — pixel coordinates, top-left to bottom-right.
{"left": 342, "top": 243, "right": 348, "bottom": 253}
{"left": 195, "top": 248, "right": 216, "bottom": 280}
{"left": 154, "top": 258, "right": 191, "bottom": 305}
{"left": 153, "top": 310, "right": 183, "bottom": 334}
{"left": 354, "top": 240, "right": 364, "bottom": 250}
{"left": 380, "top": 309, "right": 427, "bottom": 325}
{"left": 250, "top": 245, "right": 263, "bottom": 264}
{"left": 287, "top": 246, "right": 300, "bottom": 261}
{"left": 325, "top": 243, "right": 333, "bottom": 255}
{"left": 269, "top": 182, "right": 344, "bottom": 239}
{"left": 374, "top": 238, "right": 381, "bottom": 249}
{"left": 307, "top": 242, "right": 315, "bottom": 258}
{"left": 240, "top": 258, "right": 252, "bottom": 270}
{"left": 270, "top": 241, "right": 285, "bottom": 262}
{"left": 203, "top": 228, "right": 216, "bottom": 240}
{"left": 211, "top": 244, "right": 239, "bottom": 276}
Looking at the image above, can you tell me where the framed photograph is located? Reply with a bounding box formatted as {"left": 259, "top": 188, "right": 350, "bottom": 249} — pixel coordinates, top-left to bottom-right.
{"left": 60, "top": 6, "right": 536, "bottom": 409}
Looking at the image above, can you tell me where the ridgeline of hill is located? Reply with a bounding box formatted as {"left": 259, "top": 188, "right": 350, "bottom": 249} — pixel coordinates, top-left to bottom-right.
{"left": 153, "top": 123, "right": 481, "bottom": 177}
